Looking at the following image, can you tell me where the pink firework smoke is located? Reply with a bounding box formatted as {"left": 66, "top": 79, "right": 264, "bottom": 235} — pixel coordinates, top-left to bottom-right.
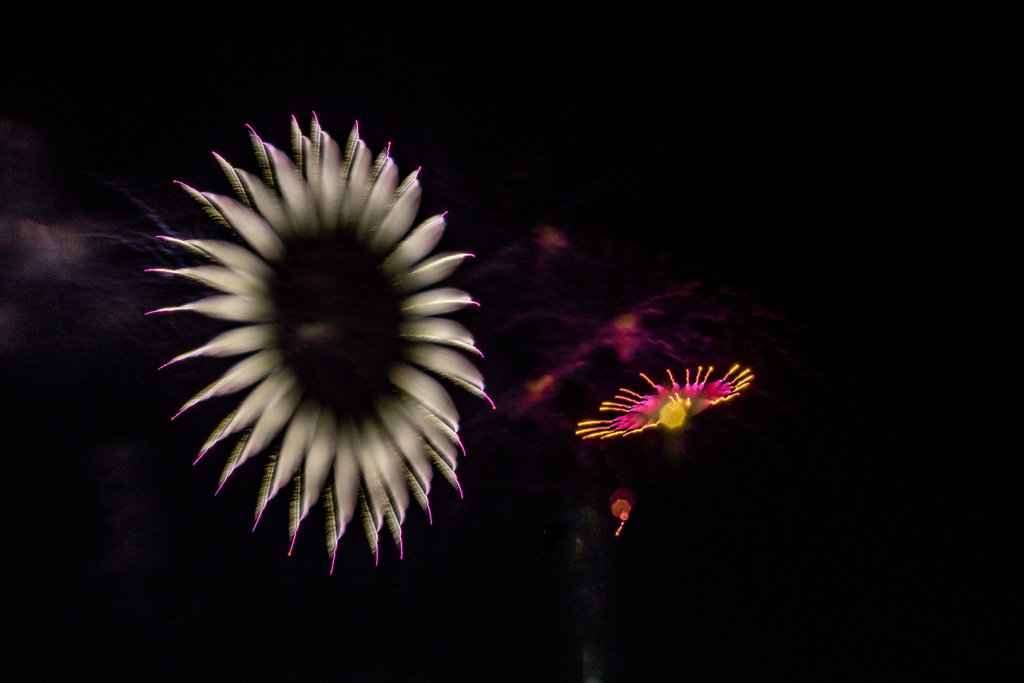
{"left": 576, "top": 365, "right": 752, "bottom": 440}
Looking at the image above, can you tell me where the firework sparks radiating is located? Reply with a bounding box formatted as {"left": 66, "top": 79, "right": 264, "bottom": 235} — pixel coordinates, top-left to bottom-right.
{"left": 576, "top": 365, "right": 751, "bottom": 440}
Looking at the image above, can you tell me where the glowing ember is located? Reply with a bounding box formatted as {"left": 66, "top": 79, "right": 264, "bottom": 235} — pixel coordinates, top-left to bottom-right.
{"left": 609, "top": 487, "right": 635, "bottom": 536}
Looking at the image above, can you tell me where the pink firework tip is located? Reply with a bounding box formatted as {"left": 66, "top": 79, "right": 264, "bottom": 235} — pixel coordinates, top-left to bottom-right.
{"left": 575, "top": 364, "right": 753, "bottom": 440}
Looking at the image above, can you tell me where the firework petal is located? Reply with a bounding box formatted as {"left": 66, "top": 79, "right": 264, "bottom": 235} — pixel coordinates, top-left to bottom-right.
{"left": 393, "top": 252, "right": 473, "bottom": 293}
{"left": 359, "top": 153, "right": 398, "bottom": 238}
{"left": 264, "top": 143, "right": 316, "bottom": 234}
{"left": 203, "top": 369, "right": 299, "bottom": 459}
{"left": 175, "top": 182, "right": 230, "bottom": 228}
{"left": 235, "top": 380, "right": 302, "bottom": 469}
{"left": 155, "top": 295, "right": 273, "bottom": 322}
{"left": 357, "top": 428, "right": 405, "bottom": 556}
{"left": 176, "top": 349, "right": 283, "bottom": 415}
{"left": 246, "top": 126, "right": 274, "bottom": 188}
{"left": 269, "top": 401, "right": 321, "bottom": 500}
{"left": 390, "top": 363, "right": 460, "bottom": 433}
{"left": 340, "top": 135, "right": 371, "bottom": 224}
{"left": 375, "top": 397, "right": 433, "bottom": 490}
{"left": 380, "top": 214, "right": 446, "bottom": 277}
{"left": 400, "top": 287, "right": 477, "bottom": 317}
{"left": 405, "top": 469, "right": 431, "bottom": 519}
{"left": 148, "top": 266, "right": 266, "bottom": 297}
{"left": 424, "top": 442, "right": 462, "bottom": 497}
{"left": 163, "top": 325, "right": 275, "bottom": 367}
{"left": 212, "top": 153, "right": 250, "bottom": 208}
{"left": 355, "top": 422, "right": 385, "bottom": 534}
{"left": 359, "top": 491, "right": 380, "bottom": 561}
{"left": 398, "top": 317, "right": 481, "bottom": 356}
{"left": 330, "top": 423, "right": 360, "bottom": 540}
{"left": 299, "top": 410, "right": 336, "bottom": 520}
{"left": 202, "top": 193, "right": 285, "bottom": 262}
{"left": 364, "top": 420, "right": 409, "bottom": 524}
{"left": 369, "top": 171, "right": 421, "bottom": 254}
{"left": 404, "top": 343, "right": 485, "bottom": 394}
{"left": 316, "top": 132, "right": 342, "bottom": 229}
{"left": 395, "top": 396, "right": 460, "bottom": 470}
{"left": 234, "top": 168, "right": 292, "bottom": 238}
{"left": 162, "top": 238, "right": 275, "bottom": 282}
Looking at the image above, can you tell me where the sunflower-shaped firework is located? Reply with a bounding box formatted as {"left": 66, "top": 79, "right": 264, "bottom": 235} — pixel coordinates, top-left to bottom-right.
{"left": 149, "top": 115, "right": 489, "bottom": 567}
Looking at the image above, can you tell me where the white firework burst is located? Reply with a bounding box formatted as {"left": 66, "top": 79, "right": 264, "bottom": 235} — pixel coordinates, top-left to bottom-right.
{"left": 148, "top": 115, "right": 490, "bottom": 568}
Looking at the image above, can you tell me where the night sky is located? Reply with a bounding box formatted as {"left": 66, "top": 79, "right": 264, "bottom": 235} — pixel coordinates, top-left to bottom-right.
{"left": 1, "top": 9, "right": 960, "bottom": 682}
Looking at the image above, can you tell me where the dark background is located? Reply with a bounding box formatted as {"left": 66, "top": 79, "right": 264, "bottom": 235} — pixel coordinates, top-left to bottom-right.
{"left": 1, "top": 8, "right": 965, "bottom": 682}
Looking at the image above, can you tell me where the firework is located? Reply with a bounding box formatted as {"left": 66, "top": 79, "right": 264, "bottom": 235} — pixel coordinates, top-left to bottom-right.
{"left": 576, "top": 365, "right": 751, "bottom": 440}
{"left": 148, "top": 115, "right": 490, "bottom": 567}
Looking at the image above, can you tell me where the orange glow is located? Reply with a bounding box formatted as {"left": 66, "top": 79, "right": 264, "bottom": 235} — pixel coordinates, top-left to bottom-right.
{"left": 609, "top": 487, "right": 635, "bottom": 536}
{"left": 612, "top": 313, "right": 639, "bottom": 361}
{"left": 535, "top": 225, "right": 568, "bottom": 250}
{"left": 613, "top": 313, "right": 637, "bottom": 333}
{"left": 525, "top": 373, "right": 555, "bottom": 401}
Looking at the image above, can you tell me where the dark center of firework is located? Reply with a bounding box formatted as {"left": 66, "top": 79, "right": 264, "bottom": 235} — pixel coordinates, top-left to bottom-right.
{"left": 273, "top": 237, "right": 401, "bottom": 415}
